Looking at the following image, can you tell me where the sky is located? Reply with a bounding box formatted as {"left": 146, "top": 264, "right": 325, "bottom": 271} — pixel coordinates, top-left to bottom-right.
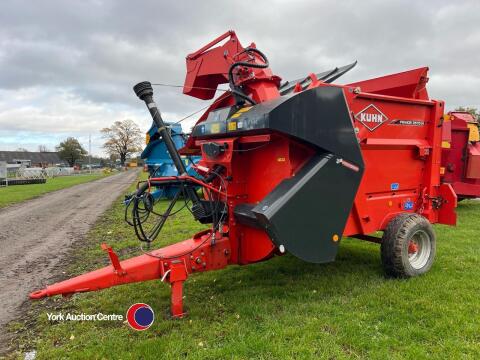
{"left": 0, "top": 0, "right": 479, "bottom": 156}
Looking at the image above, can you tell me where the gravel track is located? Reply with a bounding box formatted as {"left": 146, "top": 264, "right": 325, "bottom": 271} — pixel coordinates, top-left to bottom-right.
{"left": 0, "top": 170, "right": 139, "bottom": 352}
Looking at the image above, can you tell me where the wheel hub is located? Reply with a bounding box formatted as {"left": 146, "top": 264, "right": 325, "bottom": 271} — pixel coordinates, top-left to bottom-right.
{"left": 407, "top": 229, "right": 431, "bottom": 270}
{"left": 408, "top": 241, "right": 419, "bottom": 254}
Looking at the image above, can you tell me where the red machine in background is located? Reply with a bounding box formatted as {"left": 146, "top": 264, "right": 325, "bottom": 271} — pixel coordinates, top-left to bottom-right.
{"left": 441, "top": 111, "right": 480, "bottom": 200}
{"left": 31, "top": 31, "right": 458, "bottom": 318}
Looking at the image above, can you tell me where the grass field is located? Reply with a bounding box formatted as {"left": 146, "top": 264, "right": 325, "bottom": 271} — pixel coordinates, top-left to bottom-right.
{"left": 0, "top": 174, "right": 106, "bottom": 208}
{"left": 7, "top": 181, "right": 480, "bottom": 359}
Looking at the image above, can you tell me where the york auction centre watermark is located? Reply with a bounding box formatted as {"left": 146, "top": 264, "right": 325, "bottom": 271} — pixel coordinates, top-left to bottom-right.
{"left": 47, "top": 312, "right": 124, "bottom": 322}
{"left": 46, "top": 303, "right": 155, "bottom": 331}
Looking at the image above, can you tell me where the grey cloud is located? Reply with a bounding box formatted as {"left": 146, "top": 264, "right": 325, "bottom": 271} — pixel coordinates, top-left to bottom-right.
{"left": 0, "top": 0, "right": 479, "bottom": 154}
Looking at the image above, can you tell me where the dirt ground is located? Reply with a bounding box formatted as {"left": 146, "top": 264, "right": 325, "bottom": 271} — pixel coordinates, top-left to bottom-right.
{"left": 0, "top": 170, "right": 139, "bottom": 353}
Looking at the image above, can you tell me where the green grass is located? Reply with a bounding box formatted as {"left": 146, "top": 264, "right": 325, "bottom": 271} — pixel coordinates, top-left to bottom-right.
{"left": 7, "top": 185, "right": 480, "bottom": 359}
{"left": 0, "top": 174, "right": 107, "bottom": 208}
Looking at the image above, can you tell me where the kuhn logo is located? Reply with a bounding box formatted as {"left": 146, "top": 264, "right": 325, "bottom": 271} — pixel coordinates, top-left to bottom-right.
{"left": 355, "top": 104, "right": 388, "bottom": 131}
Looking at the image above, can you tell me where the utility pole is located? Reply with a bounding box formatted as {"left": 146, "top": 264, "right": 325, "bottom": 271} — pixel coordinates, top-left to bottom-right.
{"left": 89, "top": 134, "right": 92, "bottom": 174}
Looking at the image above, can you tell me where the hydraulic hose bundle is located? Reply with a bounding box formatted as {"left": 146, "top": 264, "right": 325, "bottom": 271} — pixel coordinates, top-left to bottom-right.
{"left": 228, "top": 47, "right": 269, "bottom": 106}
{"left": 125, "top": 184, "right": 182, "bottom": 243}
{"left": 125, "top": 173, "right": 227, "bottom": 246}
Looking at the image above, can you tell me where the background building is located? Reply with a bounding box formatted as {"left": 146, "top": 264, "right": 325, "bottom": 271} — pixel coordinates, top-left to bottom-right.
{"left": 0, "top": 151, "right": 64, "bottom": 167}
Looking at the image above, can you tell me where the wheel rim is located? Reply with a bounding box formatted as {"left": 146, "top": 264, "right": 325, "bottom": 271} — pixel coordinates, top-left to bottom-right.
{"left": 407, "top": 229, "right": 431, "bottom": 270}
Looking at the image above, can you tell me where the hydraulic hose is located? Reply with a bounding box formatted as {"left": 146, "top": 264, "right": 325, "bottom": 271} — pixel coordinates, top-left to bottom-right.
{"left": 228, "top": 47, "right": 270, "bottom": 106}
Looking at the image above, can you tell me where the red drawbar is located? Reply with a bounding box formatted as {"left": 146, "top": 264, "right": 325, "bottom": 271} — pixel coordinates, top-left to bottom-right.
{"left": 31, "top": 233, "right": 230, "bottom": 318}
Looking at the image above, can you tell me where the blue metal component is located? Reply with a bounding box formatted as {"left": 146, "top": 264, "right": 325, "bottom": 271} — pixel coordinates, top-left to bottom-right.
{"left": 141, "top": 122, "right": 200, "bottom": 199}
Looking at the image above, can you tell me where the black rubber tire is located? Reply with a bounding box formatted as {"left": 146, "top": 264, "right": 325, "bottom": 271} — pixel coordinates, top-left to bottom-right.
{"left": 381, "top": 213, "right": 436, "bottom": 278}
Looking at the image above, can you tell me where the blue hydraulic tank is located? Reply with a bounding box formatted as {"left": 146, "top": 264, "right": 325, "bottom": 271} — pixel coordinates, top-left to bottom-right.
{"left": 141, "top": 122, "right": 200, "bottom": 199}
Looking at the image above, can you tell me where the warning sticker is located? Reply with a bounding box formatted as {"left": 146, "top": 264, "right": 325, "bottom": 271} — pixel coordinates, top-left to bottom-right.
{"left": 230, "top": 106, "right": 252, "bottom": 119}
{"left": 211, "top": 123, "right": 220, "bottom": 134}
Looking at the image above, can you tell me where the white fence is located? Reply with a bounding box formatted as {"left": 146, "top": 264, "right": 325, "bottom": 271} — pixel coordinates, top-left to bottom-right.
{"left": 1, "top": 165, "right": 108, "bottom": 187}
{"left": 44, "top": 167, "right": 75, "bottom": 177}
{"left": 3, "top": 166, "right": 92, "bottom": 180}
{"left": 18, "top": 167, "right": 46, "bottom": 179}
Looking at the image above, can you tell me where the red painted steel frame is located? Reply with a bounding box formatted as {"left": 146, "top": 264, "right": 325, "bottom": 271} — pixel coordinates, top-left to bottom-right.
{"left": 183, "top": 30, "right": 281, "bottom": 102}
{"left": 31, "top": 231, "right": 231, "bottom": 318}
{"left": 30, "top": 31, "right": 457, "bottom": 317}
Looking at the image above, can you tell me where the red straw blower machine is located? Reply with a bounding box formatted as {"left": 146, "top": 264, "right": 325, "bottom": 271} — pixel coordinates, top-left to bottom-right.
{"left": 441, "top": 111, "right": 480, "bottom": 200}
{"left": 31, "top": 31, "right": 457, "bottom": 318}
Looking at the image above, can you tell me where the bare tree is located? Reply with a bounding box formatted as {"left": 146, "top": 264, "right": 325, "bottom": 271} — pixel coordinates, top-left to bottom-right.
{"left": 16, "top": 147, "right": 29, "bottom": 152}
{"left": 101, "top": 119, "right": 143, "bottom": 165}
{"left": 38, "top": 144, "right": 50, "bottom": 152}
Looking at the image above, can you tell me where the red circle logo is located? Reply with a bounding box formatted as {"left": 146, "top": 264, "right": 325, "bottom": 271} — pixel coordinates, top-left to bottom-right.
{"left": 126, "top": 303, "right": 154, "bottom": 331}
